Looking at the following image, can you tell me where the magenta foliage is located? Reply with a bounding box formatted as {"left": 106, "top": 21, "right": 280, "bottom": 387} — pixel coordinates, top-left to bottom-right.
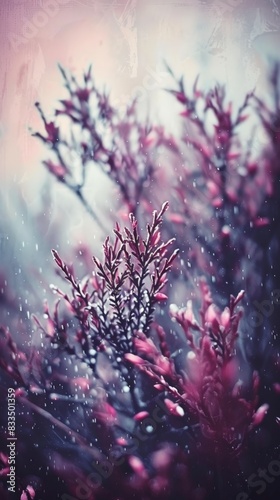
{"left": 32, "top": 65, "right": 170, "bottom": 221}
{"left": 0, "top": 206, "right": 270, "bottom": 500}
{"left": 127, "top": 284, "right": 260, "bottom": 455}
{"left": 32, "top": 62, "right": 280, "bottom": 324}
{"left": 48, "top": 203, "right": 178, "bottom": 369}
{"left": 1, "top": 64, "right": 280, "bottom": 500}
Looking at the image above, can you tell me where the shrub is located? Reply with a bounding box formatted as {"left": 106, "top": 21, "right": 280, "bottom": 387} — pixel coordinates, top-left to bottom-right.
{"left": 1, "top": 63, "right": 280, "bottom": 500}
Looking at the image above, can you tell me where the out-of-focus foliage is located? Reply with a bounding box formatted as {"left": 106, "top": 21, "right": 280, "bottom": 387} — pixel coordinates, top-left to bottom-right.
{"left": 1, "top": 64, "right": 280, "bottom": 500}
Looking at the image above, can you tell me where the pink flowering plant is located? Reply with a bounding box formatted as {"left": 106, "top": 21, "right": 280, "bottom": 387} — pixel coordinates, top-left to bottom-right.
{"left": 128, "top": 285, "right": 261, "bottom": 455}
{"left": 0, "top": 63, "right": 280, "bottom": 500}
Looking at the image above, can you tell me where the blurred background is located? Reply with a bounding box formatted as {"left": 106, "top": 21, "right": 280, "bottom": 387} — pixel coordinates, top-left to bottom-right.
{"left": 0, "top": 0, "right": 280, "bottom": 321}
{"left": 1, "top": 1, "right": 280, "bottom": 186}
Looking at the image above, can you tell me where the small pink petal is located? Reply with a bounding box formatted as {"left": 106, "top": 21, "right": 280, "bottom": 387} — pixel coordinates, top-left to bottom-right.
{"left": 253, "top": 217, "right": 270, "bottom": 227}
{"left": 124, "top": 353, "right": 145, "bottom": 365}
{"left": 129, "top": 456, "right": 147, "bottom": 476}
{"left": 164, "top": 398, "right": 185, "bottom": 417}
{"left": 116, "top": 437, "right": 128, "bottom": 446}
{"left": 205, "top": 303, "right": 218, "bottom": 323}
{"left": 154, "top": 293, "right": 168, "bottom": 302}
{"left": 0, "top": 467, "right": 10, "bottom": 477}
{"left": 251, "top": 403, "right": 269, "bottom": 427}
{"left": 212, "top": 197, "right": 223, "bottom": 208}
{"left": 15, "top": 388, "right": 27, "bottom": 397}
{"left": 103, "top": 403, "right": 117, "bottom": 418}
{"left": 174, "top": 91, "right": 187, "bottom": 104}
{"left": 221, "top": 225, "right": 231, "bottom": 237}
{"left": 207, "top": 180, "right": 220, "bottom": 197}
{"left": 227, "top": 151, "right": 241, "bottom": 160}
{"left": 44, "top": 161, "right": 66, "bottom": 178}
{"left": 220, "top": 307, "right": 230, "bottom": 327}
{"left": 234, "top": 290, "right": 245, "bottom": 305}
{"left": 134, "top": 338, "right": 158, "bottom": 357}
{"left": 154, "top": 383, "right": 165, "bottom": 390}
{"left": 143, "top": 131, "right": 157, "bottom": 148}
{"left": 180, "top": 109, "right": 190, "bottom": 117}
{"left": 71, "top": 377, "right": 90, "bottom": 391}
{"left": 134, "top": 411, "right": 149, "bottom": 421}
{"left": 21, "top": 486, "right": 35, "bottom": 500}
